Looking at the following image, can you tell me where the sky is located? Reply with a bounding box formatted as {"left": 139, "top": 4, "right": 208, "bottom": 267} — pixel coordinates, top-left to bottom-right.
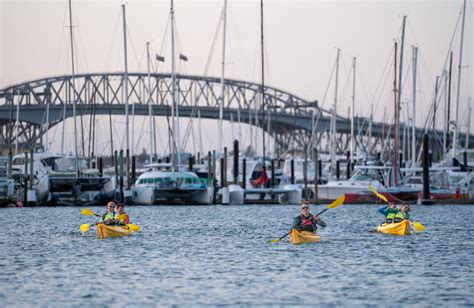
{"left": 1, "top": 0, "right": 473, "bottom": 157}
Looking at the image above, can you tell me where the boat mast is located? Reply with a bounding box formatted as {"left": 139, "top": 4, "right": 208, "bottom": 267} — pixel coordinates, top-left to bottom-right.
{"left": 121, "top": 3, "right": 130, "bottom": 183}
{"left": 393, "top": 42, "right": 398, "bottom": 185}
{"left": 331, "top": 48, "right": 340, "bottom": 177}
{"left": 452, "top": 0, "right": 467, "bottom": 159}
{"left": 218, "top": 0, "right": 227, "bottom": 153}
{"left": 350, "top": 57, "right": 356, "bottom": 165}
{"left": 466, "top": 99, "right": 472, "bottom": 151}
{"left": 446, "top": 52, "right": 453, "bottom": 153}
{"left": 260, "top": 0, "right": 266, "bottom": 164}
{"left": 395, "top": 15, "right": 406, "bottom": 180}
{"left": 411, "top": 46, "right": 418, "bottom": 167}
{"left": 171, "top": 0, "right": 178, "bottom": 171}
{"left": 146, "top": 42, "right": 153, "bottom": 164}
{"left": 68, "top": 0, "right": 79, "bottom": 177}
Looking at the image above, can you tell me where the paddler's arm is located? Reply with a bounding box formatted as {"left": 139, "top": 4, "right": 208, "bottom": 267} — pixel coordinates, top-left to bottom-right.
{"left": 291, "top": 217, "right": 301, "bottom": 231}
{"left": 378, "top": 206, "right": 389, "bottom": 215}
{"left": 313, "top": 215, "right": 326, "bottom": 228}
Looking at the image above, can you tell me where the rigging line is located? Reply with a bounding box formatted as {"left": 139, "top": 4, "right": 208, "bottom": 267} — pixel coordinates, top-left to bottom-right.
{"left": 337, "top": 54, "right": 353, "bottom": 109}
{"left": 72, "top": 4, "right": 90, "bottom": 72}
{"left": 228, "top": 7, "right": 253, "bottom": 80}
{"left": 438, "top": 5, "right": 463, "bottom": 75}
{"left": 202, "top": 10, "right": 223, "bottom": 77}
{"left": 104, "top": 9, "right": 122, "bottom": 72}
{"left": 126, "top": 25, "right": 142, "bottom": 72}
{"left": 55, "top": 5, "right": 69, "bottom": 76}
{"left": 310, "top": 52, "right": 338, "bottom": 147}
{"left": 370, "top": 45, "right": 395, "bottom": 120}
{"left": 134, "top": 109, "right": 148, "bottom": 151}
{"left": 155, "top": 13, "right": 171, "bottom": 73}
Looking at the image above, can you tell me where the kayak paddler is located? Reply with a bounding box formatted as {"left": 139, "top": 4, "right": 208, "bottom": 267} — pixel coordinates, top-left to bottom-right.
{"left": 378, "top": 203, "right": 399, "bottom": 223}
{"left": 291, "top": 201, "right": 326, "bottom": 233}
{"left": 114, "top": 203, "right": 130, "bottom": 226}
{"left": 100, "top": 201, "right": 116, "bottom": 225}
{"left": 392, "top": 203, "right": 411, "bottom": 222}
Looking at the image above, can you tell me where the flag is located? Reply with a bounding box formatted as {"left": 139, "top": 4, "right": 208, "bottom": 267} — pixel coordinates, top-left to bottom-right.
{"left": 252, "top": 168, "right": 269, "bottom": 188}
{"left": 179, "top": 53, "right": 188, "bottom": 61}
{"left": 156, "top": 54, "right": 165, "bottom": 62}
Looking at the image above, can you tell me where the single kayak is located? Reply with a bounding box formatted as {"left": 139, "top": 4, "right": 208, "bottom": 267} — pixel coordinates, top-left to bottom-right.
{"left": 376, "top": 220, "right": 410, "bottom": 236}
{"left": 97, "top": 224, "right": 134, "bottom": 239}
{"left": 289, "top": 229, "right": 321, "bottom": 244}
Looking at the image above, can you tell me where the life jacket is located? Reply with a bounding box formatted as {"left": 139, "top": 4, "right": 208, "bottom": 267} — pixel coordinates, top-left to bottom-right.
{"left": 116, "top": 212, "right": 130, "bottom": 225}
{"left": 102, "top": 212, "right": 115, "bottom": 221}
{"left": 393, "top": 211, "right": 408, "bottom": 223}
{"left": 384, "top": 212, "right": 396, "bottom": 223}
{"left": 300, "top": 214, "right": 315, "bottom": 232}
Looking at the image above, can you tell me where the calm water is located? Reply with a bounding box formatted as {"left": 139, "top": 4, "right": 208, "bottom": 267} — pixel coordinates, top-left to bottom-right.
{"left": 1, "top": 203, "right": 473, "bottom": 306}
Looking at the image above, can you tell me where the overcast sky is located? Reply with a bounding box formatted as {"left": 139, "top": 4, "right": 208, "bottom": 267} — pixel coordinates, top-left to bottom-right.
{"left": 1, "top": 0, "right": 473, "bottom": 156}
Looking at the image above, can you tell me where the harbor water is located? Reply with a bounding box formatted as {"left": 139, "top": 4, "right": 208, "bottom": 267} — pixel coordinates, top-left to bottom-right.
{"left": 1, "top": 204, "right": 473, "bottom": 306}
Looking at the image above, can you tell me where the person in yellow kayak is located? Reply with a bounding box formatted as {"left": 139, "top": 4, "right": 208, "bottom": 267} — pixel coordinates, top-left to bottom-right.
{"left": 392, "top": 203, "right": 410, "bottom": 222}
{"left": 100, "top": 201, "right": 116, "bottom": 225}
{"left": 291, "top": 201, "right": 326, "bottom": 232}
{"left": 114, "top": 203, "right": 130, "bottom": 226}
{"left": 378, "top": 203, "right": 399, "bottom": 223}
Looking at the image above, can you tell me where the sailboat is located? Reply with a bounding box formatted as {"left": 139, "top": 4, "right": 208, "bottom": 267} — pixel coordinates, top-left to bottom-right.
{"left": 132, "top": 0, "right": 211, "bottom": 205}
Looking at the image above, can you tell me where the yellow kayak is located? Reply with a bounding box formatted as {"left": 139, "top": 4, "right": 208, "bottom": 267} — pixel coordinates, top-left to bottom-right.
{"left": 97, "top": 224, "right": 133, "bottom": 239}
{"left": 377, "top": 220, "right": 410, "bottom": 236}
{"left": 289, "top": 229, "right": 321, "bottom": 244}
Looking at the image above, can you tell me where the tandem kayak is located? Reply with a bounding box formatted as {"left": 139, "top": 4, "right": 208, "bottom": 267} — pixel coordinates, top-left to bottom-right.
{"left": 376, "top": 220, "right": 410, "bottom": 236}
{"left": 289, "top": 229, "right": 321, "bottom": 244}
{"left": 97, "top": 224, "right": 134, "bottom": 239}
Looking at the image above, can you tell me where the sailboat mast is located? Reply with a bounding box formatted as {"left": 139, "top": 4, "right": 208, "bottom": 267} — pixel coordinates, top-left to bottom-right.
{"left": 331, "top": 48, "right": 340, "bottom": 177}
{"left": 260, "top": 0, "right": 266, "bottom": 163}
{"left": 121, "top": 3, "right": 130, "bottom": 183}
{"left": 219, "top": 0, "right": 227, "bottom": 153}
{"left": 350, "top": 57, "right": 356, "bottom": 164}
{"left": 68, "top": 0, "right": 79, "bottom": 177}
{"left": 395, "top": 15, "right": 406, "bottom": 176}
{"left": 412, "top": 46, "right": 418, "bottom": 167}
{"left": 171, "top": 0, "right": 178, "bottom": 171}
{"left": 465, "top": 99, "right": 472, "bottom": 151}
{"left": 452, "top": 0, "right": 467, "bottom": 159}
{"left": 393, "top": 41, "right": 398, "bottom": 185}
{"left": 146, "top": 42, "right": 153, "bottom": 164}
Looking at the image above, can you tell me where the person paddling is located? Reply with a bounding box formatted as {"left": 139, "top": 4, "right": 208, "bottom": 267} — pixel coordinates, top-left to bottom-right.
{"left": 291, "top": 201, "right": 326, "bottom": 233}
{"left": 115, "top": 203, "right": 130, "bottom": 226}
{"left": 393, "top": 203, "right": 410, "bottom": 222}
{"left": 378, "top": 203, "right": 399, "bottom": 223}
{"left": 100, "top": 201, "right": 116, "bottom": 225}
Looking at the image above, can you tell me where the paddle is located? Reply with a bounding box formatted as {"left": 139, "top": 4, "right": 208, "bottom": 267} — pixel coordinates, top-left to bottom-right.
{"left": 271, "top": 195, "right": 346, "bottom": 243}
{"left": 80, "top": 223, "right": 93, "bottom": 233}
{"left": 82, "top": 208, "right": 100, "bottom": 217}
{"left": 368, "top": 185, "right": 425, "bottom": 232}
{"left": 79, "top": 222, "right": 140, "bottom": 233}
{"left": 368, "top": 185, "right": 388, "bottom": 203}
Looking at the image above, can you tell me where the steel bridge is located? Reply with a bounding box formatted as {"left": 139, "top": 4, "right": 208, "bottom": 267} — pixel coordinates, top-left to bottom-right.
{"left": 0, "top": 72, "right": 466, "bottom": 158}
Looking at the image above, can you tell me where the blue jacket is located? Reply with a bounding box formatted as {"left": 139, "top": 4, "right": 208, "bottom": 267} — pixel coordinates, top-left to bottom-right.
{"left": 378, "top": 206, "right": 398, "bottom": 217}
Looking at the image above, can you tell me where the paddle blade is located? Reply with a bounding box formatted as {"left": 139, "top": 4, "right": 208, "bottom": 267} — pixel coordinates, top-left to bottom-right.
{"left": 328, "top": 195, "right": 345, "bottom": 209}
{"left": 81, "top": 208, "right": 95, "bottom": 217}
{"left": 127, "top": 224, "right": 140, "bottom": 232}
{"left": 116, "top": 214, "right": 126, "bottom": 220}
{"left": 413, "top": 221, "right": 425, "bottom": 232}
{"left": 368, "top": 185, "right": 388, "bottom": 203}
{"left": 80, "top": 224, "right": 91, "bottom": 233}
{"left": 270, "top": 239, "right": 280, "bottom": 243}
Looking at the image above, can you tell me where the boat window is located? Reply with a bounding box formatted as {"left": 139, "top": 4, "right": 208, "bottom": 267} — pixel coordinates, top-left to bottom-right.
{"left": 12, "top": 158, "right": 25, "bottom": 165}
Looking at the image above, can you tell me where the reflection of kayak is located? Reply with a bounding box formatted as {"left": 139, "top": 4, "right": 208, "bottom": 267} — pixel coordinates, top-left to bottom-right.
{"left": 97, "top": 224, "right": 133, "bottom": 239}
{"left": 289, "top": 229, "right": 321, "bottom": 244}
{"left": 376, "top": 220, "right": 410, "bottom": 236}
